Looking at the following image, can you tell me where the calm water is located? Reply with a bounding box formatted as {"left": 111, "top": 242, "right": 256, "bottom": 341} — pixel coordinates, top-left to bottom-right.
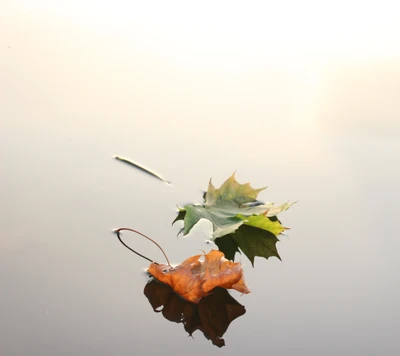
{"left": 2, "top": 4, "right": 400, "bottom": 355}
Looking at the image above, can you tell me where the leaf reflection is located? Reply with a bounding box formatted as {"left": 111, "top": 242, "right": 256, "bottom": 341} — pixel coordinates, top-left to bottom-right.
{"left": 144, "top": 278, "right": 246, "bottom": 347}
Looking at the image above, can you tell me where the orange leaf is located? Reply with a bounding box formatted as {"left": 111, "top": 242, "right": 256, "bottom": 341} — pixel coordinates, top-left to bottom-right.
{"left": 148, "top": 250, "right": 250, "bottom": 304}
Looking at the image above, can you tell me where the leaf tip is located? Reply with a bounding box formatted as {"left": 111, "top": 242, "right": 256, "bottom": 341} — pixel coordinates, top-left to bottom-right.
{"left": 258, "top": 186, "right": 268, "bottom": 193}
{"left": 275, "top": 244, "right": 282, "bottom": 261}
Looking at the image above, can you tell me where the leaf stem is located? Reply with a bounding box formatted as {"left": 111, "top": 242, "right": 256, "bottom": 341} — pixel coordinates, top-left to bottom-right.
{"left": 114, "top": 228, "right": 171, "bottom": 266}
{"left": 114, "top": 156, "right": 171, "bottom": 184}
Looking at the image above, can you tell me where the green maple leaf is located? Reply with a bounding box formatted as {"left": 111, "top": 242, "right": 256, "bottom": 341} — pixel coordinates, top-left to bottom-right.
{"left": 173, "top": 173, "right": 294, "bottom": 263}
{"left": 214, "top": 225, "right": 281, "bottom": 266}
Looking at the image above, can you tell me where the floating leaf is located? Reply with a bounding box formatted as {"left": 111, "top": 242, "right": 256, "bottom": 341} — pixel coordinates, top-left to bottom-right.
{"left": 215, "top": 225, "right": 281, "bottom": 266}
{"left": 173, "top": 173, "right": 294, "bottom": 263}
{"left": 236, "top": 213, "right": 286, "bottom": 236}
{"left": 148, "top": 250, "right": 250, "bottom": 304}
{"left": 173, "top": 173, "right": 292, "bottom": 239}
{"left": 211, "top": 234, "right": 240, "bottom": 261}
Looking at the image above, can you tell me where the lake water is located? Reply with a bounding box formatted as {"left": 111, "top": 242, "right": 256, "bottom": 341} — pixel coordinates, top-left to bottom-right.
{"left": 2, "top": 3, "right": 400, "bottom": 355}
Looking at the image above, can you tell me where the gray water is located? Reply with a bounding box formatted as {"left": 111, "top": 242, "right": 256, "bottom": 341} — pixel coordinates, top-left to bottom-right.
{"left": 2, "top": 4, "right": 400, "bottom": 355}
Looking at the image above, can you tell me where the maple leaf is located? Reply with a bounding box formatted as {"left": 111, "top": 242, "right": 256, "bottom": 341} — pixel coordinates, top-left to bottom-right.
{"left": 215, "top": 225, "right": 281, "bottom": 266}
{"left": 173, "top": 173, "right": 294, "bottom": 263}
{"left": 148, "top": 250, "right": 250, "bottom": 304}
{"left": 173, "top": 173, "right": 292, "bottom": 238}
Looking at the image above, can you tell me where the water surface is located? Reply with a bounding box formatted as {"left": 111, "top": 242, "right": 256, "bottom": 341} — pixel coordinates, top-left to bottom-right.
{"left": 2, "top": 4, "right": 400, "bottom": 355}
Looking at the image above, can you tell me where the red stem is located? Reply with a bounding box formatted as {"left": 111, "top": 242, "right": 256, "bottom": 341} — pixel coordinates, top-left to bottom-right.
{"left": 114, "top": 228, "right": 171, "bottom": 266}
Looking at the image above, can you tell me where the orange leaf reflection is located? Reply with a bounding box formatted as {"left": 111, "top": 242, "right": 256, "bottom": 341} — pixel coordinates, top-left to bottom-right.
{"left": 148, "top": 250, "right": 250, "bottom": 304}
{"left": 144, "top": 279, "right": 246, "bottom": 347}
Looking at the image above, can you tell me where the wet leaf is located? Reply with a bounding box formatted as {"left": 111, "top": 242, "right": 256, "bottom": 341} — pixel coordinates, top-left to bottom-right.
{"left": 212, "top": 234, "right": 240, "bottom": 261}
{"left": 148, "top": 250, "right": 250, "bottom": 304}
{"left": 173, "top": 173, "right": 294, "bottom": 263}
{"left": 173, "top": 173, "right": 293, "bottom": 239}
{"left": 215, "top": 225, "right": 281, "bottom": 266}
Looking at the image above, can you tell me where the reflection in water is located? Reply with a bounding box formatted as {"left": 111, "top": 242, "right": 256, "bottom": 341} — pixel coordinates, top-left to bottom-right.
{"left": 144, "top": 278, "right": 246, "bottom": 347}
